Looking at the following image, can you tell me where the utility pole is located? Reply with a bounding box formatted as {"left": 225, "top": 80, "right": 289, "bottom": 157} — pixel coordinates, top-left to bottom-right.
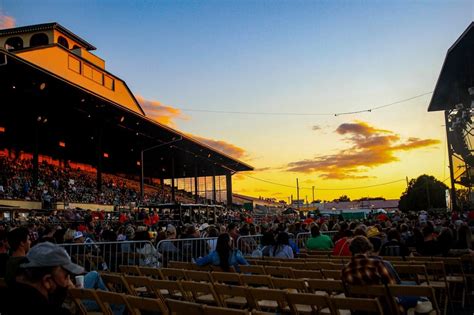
{"left": 406, "top": 176, "right": 409, "bottom": 188}
{"left": 312, "top": 186, "right": 315, "bottom": 203}
{"left": 296, "top": 178, "right": 300, "bottom": 210}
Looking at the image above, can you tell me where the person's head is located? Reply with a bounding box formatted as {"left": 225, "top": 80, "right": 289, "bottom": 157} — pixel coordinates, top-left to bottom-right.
{"left": 387, "top": 228, "right": 400, "bottom": 242}
{"left": 186, "top": 225, "right": 199, "bottom": 237}
{"left": 215, "top": 233, "right": 232, "bottom": 271}
{"left": 73, "top": 231, "right": 84, "bottom": 243}
{"left": 353, "top": 226, "right": 367, "bottom": 237}
{"left": 207, "top": 227, "right": 219, "bottom": 238}
{"left": 166, "top": 225, "right": 177, "bottom": 239}
{"left": 227, "top": 223, "right": 238, "bottom": 234}
{"left": 261, "top": 232, "right": 276, "bottom": 246}
{"left": 310, "top": 225, "right": 321, "bottom": 237}
{"left": 20, "top": 242, "right": 84, "bottom": 304}
{"left": 275, "top": 232, "right": 290, "bottom": 246}
{"left": 7, "top": 227, "right": 30, "bottom": 254}
{"left": 349, "top": 236, "right": 374, "bottom": 255}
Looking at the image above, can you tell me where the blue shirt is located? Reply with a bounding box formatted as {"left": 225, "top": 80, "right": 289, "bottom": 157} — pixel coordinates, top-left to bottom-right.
{"left": 196, "top": 249, "right": 248, "bottom": 271}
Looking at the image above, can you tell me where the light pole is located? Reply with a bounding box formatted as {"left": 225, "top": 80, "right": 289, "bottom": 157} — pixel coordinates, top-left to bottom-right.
{"left": 140, "top": 136, "right": 183, "bottom": 200}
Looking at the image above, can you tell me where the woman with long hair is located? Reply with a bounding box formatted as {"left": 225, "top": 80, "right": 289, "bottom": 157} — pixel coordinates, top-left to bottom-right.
{"left": 196, "top": 233, "right": 248, "bottom": 271}
{"left": 270, "top": 232, "right": 294, "bottom": 259}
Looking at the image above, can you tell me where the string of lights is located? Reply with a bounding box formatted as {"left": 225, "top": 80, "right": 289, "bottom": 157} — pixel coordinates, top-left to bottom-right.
{"left": 178, "top": 91, "right": 433, "bottom": 117}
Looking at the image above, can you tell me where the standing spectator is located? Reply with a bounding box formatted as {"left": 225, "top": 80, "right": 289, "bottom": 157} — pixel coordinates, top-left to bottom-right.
{"left": 5, "top": 227, "right": 31, "bottom": 286}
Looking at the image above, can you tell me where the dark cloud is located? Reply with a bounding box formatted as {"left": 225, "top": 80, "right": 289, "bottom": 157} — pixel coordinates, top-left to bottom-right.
{"left": 287, "top": 121, "right": 440, "bottom": 179}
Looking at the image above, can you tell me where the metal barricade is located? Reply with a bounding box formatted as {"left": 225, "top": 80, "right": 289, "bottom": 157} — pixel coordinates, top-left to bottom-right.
{"left": 59, "top": 241, "right": 156, "bottom": 272}
{"left": 236, "top": 234, "right": 263, "bottom": 256}
{"left": 156, "top": 237, "right": 217, "bottom": 266}
{"left": 296, "top": 231, "right": 338, "bottom": 249}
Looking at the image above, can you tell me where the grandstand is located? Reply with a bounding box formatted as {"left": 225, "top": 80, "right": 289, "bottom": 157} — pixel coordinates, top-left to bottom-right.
{"left": 0, "top": 23, "right": 253, "bottom": 211}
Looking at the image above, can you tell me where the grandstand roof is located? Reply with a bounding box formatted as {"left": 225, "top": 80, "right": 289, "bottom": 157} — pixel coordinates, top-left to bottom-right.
{"left": 0, "top": 49, "right": 253, "bottom": 179}
{"left": 428, "top": 22, "right": 474, "bottom": 112}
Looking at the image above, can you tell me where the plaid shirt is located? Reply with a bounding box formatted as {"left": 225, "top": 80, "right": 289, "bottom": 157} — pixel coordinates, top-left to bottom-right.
{"left": 342, "top": 254, "right": 397, "bottom": 285}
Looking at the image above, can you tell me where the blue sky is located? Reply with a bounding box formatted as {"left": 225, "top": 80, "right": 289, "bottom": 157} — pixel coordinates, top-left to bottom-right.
{"left": 1, "top": 0, "right": 473, "bottom": 200}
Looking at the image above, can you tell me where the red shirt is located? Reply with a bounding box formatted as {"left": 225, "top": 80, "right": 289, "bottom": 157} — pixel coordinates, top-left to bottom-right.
{"left": 332, "top": 237, "right": 351, "bottom": 256}
{"left": 304, "top": 218, "right": 314, "bottom": 225}
{"left": 151, "top": 214, "right": 159, "bottom": 225}
{"left": 376, "top": 214, "right": 389, "bottom": 222}
{"left": 119, "top": 213, "right": 127, "bottom": 223}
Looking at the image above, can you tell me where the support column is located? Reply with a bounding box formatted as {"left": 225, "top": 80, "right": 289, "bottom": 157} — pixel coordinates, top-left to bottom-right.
{"left": 226, "top": 172, "right": 232, "bottom": 207}
{"left": 96, "top": 127, "right": 103, "bottom": 192}
{"left": 445, "top": 110, "right": 457, "bottom": 211}
{"left": 194, "top": 165, "right": 199, "bottom": 203}
{"left": 212, "top": 168, "right": 217, "bottom": 204}
{"left": 140, "top": 150, "right": 144, "bottom": 200}
{"left": 171, "top": 155, "right": 176, "bottom": 203}
{"left": 32, "top": 122, "right": 39, "bottom": 188}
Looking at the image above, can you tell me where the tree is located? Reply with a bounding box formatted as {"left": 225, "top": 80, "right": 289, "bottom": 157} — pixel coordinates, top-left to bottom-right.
{"left": 399, "top": 175, "right": 448, "bottom": 212}
{"left": 333, "top": 195, "right": 351, "bottom": 202}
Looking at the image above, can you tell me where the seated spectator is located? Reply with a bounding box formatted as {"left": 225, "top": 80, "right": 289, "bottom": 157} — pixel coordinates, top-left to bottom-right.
{"left": 366, "top": 226, "right": 383, "bottom": 253}
{"left": 417, "top": 225, "right": 441, "bottom": 256}
{"left": 306, "top": 225, "right": 333, "bottom": 250}
{"left": 379, "top": 228, "right": 410, "bottom": 257}
{"left": 332, "top": 229, "right": 353, "bottom": 256}
{"left": 196, "top": 233, "right": 248, "bottom": 271}
{"left": 3, "top": 242, "right": 84, "bottom": 315}
{"left": 270, "top": 232, "right": 294, "bottom": 259}
{"left": 342, "top": 236, "right": 397, "bottom": 285}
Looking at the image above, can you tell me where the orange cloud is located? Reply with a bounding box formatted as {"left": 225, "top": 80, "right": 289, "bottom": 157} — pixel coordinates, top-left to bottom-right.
{"left": 136, "top": 95, "right": 188, "bottom": 128}
{"left": 287, "top": 121, "right": 440, "bottom": 179}
{"left": 0, "top": 12, "right": 15, "bottom": 29}
{"left": 190, "top": 134, "right": 247, "bottom": 159}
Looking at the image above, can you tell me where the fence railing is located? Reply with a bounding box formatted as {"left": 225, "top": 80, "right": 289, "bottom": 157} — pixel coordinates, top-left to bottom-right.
{"left": 156, "top": 237, "right": 217, "bottom": 267}
{"left": 59, "top": 241, "right": 157, "bottom": 272}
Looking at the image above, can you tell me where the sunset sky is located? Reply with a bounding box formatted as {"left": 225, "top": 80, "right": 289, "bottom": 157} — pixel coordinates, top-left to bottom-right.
{"left": 1, "top": 1, "right": 473, "bottom": 202}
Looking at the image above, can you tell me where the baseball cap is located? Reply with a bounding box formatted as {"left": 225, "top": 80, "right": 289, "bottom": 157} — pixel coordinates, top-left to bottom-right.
{"left": 199, "top": 223, "right": 210, "bottom": 231}
{"left": 21, "top": 242, "right": 84, "bottom": 275}
{"left": 73, "top": 231, "right": 84, "bottom": 240}
{"left": 366, "top": 226, "right": 381, "bottom": 238}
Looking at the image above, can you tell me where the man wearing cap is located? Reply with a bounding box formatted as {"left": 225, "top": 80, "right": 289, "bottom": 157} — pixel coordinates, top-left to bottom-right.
{"left": 3, "top": 242, "right": 84, "bottom": 315}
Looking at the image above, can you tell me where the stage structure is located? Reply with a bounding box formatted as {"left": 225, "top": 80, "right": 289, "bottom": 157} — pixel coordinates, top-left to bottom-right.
{"left": 0, "top": 23, "right": 253, "bottom": 207}
{"left": 429, "top": 22, "right": 474, "bottom": 210}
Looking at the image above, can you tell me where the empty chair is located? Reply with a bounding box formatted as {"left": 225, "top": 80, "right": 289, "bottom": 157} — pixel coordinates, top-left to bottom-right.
{"left": 247, "top": 287, "right": 289, "bottom": 312}
{"left": 203, "top": 305, "right": 249, "bottom": 315}
{"left": 239, "top": 265, "right": 266, "bottom": 275}
{"left": 160, "top": 268, "right": 187, "bottom": 281}
{"left": 213, "top": 283, "right": 252, "bottom": 309}
{"left": 185, "top": 270, "right": 213, "bottom": 283}
{"left": 126, "top": 295, "right": 169, "bottom": 315}
{"left": 180, "top": 280, "right": 221, "bottom": 306}
{"left": 264, "top": 266, "right": 294, "bottom": 278}
{"left": 388, "top": 284, "right": 440, "bottom": 315}
{"left": 292, "top": 269, "right": 323, "bottom": 280}
{"left": 320, "top": 269, "right": 342, "bottom": 280}
{"left": 149, "top": 279, "right": 185, "bottom": 300}
{"left": 393, "top": 264, "right": 429, "bottom": 284}
{"left": 287, "top": 292, "right": 333, "bottom": 315}
{"left": 123, "top": 275, "right": 155, "bottom": 297}
{"left": 139, "top": 266, "right": 163, "bottom": 279}
{"left": 345, "top": 284, "right": 393, "bottom": 314}
{"left": 166, "top": 298, "right": 205, "bottom": 315}
{"left": 68, "top": 288, "right": 104, "bottom": 315}
{"left": 119, "top": 265, "right": 142, "bottom": 276}
{"left": 240, "top": 274, "right": 273, "bottom": 288}
{"left": 270, "top": 278, "right": 308, "bottom": 293}
{"left": 95, "top": 290, "right": 132, "bottom": 315}
{"left": 101, "top": 273, "right": 133, "bottom": 294}
{"left": 211, "top": 271, "right": 242, "bottom": 285}
{"left": 330, "top": 296, "right": 384, "bottom": 315}
{"left": 307, "top": 279, "right": 344, "bottom": 297}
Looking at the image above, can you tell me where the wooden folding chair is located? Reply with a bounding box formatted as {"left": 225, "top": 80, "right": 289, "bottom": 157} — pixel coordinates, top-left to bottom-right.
{"left": 239, "top": 265, "right": 266, "bottom": 275}
{"left": 160, "top": 268, "right": 187, "bottom": 280}
{"left": 320, "top": 269, "right": 342, "bottom": 280}
{"left": 168, "top": 261, "right": 194, "bottom": 269}
{"left": 139, "top": 266, "right": 163, "bottom": 279}
{"left": 436, "top": 257, "right": 468, "bottom": 307}
{"left": 101, "top": 273, "right": 133, "bottom": 294}
{"left": 394, "top": 264, "right": 429, "bottom": 284}
{"left": 123, "top": 275, "right": 155, "bottom": 297}
{"left": 180, "top": 280, "right": 221, "bottom": 306}
{"left": 211, "top": 271, "right": 242, "bottom": 285}
{"left": 68, "top": 288, "right": 104, "bottom": 315}
{"left": 119, "top": 265, "right": 141, "bottom": 276}
{"left": 149, "top": 279, "right": 185, "bottom": 300}
{"left": 307, "top": 279, "right": 344, "bottom": 297}
{"left": 95, "top": 290, "right": 132, "bottom": 315}
{"left": 209, "top": 265, "right": 237, "bottom": 272}
{"left": 247, "top": 287, "right": 289, "bottom": 313}
{"left": 203, "top": 305, "right": 249, "bottom": 315}
{"left": 213, "top": 283, "right": 252, "bottom": 309}
{"left": 388, "top": 284, "right": 440, "bottom": 315}
{"left": 185, "top": 270, "right": 213, "bottom": 283}
{"left": 424, "top": 261, "right": 451, "bottom": 315}
{"left": 264, "top": 266, "right": 294, "bottom": 278}
{"left": 126, "top": 295, "right": 169, "bottom": 315}
{"left": 240, "top": 274, "right": 273, "bottom": 288}
{"left": 318, "top": 262, "right": 344, "bottom": 270}
{"left": 166, "top": 298, "right": 205, "bottom": 315}
{"left": 270, "top": 277, "right": 308, "bottom": 293}
{"left": 330, "top": 296, "right": 384, "bottom": 315}
{"left": 287, "top": 292, "right": 332, "bottom": 315}
{"left": 281, "top": 261, "right": 306, "bottom": 270}
{"left": 345, "top": 284, "right": 393, "bottom": 314}
{"left": 292, "top": 269, "right": 323, "bottom": 280}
